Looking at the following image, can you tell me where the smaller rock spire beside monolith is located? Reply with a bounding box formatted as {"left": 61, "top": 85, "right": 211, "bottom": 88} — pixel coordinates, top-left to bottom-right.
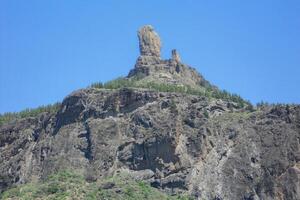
{"left": 171, "top": 49, "right": 181, "bottom": 63}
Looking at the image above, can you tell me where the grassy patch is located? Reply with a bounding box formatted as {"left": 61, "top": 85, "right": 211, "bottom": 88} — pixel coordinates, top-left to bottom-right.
{"left": 1, "top": 170, "right": 191, "bottom": 200}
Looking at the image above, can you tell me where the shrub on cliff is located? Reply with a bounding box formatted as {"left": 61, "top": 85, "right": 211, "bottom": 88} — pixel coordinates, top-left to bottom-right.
{"left": 0, "top": 103, "right": 60, "bottom": 126}
{"left": 1, "top": 170, "right": 191, "bottom": 200}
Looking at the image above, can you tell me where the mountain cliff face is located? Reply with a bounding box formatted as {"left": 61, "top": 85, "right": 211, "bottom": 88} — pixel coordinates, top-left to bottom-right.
{"left": 1, "top": 25, "right": 299, "bottom": 200}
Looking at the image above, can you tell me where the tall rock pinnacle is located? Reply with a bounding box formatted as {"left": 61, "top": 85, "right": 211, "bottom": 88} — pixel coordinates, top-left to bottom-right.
{"left": 138, "top": 25, "right": 161, "bottom": 57}
{"left": 129, "top": 25, "right": 211, "bottom": 88}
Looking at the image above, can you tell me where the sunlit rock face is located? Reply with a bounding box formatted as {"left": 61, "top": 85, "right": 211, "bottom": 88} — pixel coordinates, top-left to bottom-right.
{"left": 171, "top": 49, "right": 181, "bottom": 63}
{"left": 129, "top": 25, "right": 213, "bottom": 88}
{"left": 138, "top": 25, "right": 161, "bottom": 57}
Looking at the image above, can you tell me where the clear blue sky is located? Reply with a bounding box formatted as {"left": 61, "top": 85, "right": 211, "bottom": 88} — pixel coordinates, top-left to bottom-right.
{"left": 1, "top": 1, "right": 300, "bottom": 113}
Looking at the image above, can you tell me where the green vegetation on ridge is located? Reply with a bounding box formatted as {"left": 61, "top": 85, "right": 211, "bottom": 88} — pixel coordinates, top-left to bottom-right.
{"left": 0, "top": 103, "right": 60, "bottom": 126}
{"left": 1, "top": 170, "right": 191, "bottom": 200}
{"left": 0, "top": 77, "right": 253, "bottom": 126}
{"left": 90, "top": 77, "right": 252, "bottom": 109}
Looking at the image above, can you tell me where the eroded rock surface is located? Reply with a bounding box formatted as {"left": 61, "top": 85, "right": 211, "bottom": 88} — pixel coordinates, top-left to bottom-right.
{"left": 138, "top": 25, "right": 161, "bottom": 57}
{"left": 129, "top": 25, "right": 212, "bottom": 88}
{"left": 1, "top": 88, "right": 299, "bottom": 199}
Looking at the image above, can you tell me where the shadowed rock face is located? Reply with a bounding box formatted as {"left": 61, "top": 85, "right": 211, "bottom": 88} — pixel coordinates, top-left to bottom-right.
{"left": 1, "top": 88, "right": 299, "bottom": 199}
{"left": 0, "top": 26, "right": 299, "bottom": 199}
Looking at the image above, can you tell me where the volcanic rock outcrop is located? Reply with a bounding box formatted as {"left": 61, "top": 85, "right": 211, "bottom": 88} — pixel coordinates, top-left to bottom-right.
{"left": 0, "top": 26, "right": 299, "bottom": 200}
{"left": 129, "top": 25, "right": 211, "bottom": 88}
{"left": 138, "top": 25, "right": 161, "bottom": 57}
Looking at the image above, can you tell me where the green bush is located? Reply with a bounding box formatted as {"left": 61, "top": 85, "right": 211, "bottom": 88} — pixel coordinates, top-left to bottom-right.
{"left": 203, "top": 110, "right": 209, "bottom": 118}
{"left": 170, "top": 99, "right": 178, "bottom": 113}
{"left": 90, "top": 82, "right": 103, "bottom": 88}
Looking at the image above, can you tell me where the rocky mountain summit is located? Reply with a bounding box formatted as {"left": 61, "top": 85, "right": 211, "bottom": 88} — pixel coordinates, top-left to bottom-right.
{"left": 128, "top": 25, "right": 211, "bottom": 88}
{"left": 0, "top": 26, "right": 299, "bottom": 200}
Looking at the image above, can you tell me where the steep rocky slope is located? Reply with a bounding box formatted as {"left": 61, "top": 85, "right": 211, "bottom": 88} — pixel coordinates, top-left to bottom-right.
{"left": 0, "top": 26, "right": 299, "bottom": 200}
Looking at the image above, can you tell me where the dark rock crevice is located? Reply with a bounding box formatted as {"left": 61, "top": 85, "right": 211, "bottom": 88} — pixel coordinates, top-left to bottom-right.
{"left": 53, "top": 95, "right": 85, "bottom": 135}
{"left": 118, "top": 136, "right": 180, "bottom": 174}
{"left": 77, "top": 122, "right": 93, "bottom": 161}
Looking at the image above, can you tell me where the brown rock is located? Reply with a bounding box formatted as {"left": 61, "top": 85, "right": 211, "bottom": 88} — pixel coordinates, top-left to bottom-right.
{"left": 138, "top": 25, "right": 161, "bottom": 57}
{"left": 171, "top": 49, "right": 181, "bottom": 63}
